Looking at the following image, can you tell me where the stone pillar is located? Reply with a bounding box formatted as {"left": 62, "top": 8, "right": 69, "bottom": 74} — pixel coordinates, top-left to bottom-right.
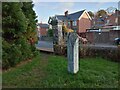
{"left": 57, "top": 23, "right": 63, "bottom": 45}
{"left": 53, "top": 25, "right": 58, "bottom": 45}
{"left": 67, "top": 32, "right": 79, "bottom": 74}
{"left": 52, "top": 23, "right": 63, "bottom": 45}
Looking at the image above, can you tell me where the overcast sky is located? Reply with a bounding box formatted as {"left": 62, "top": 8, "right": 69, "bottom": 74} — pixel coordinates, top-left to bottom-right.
{"left": 32, "top": 1, "right": 118, "bottom": 23}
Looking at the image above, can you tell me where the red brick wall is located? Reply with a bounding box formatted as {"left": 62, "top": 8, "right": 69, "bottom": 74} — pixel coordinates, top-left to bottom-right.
{"left": 39, "top": 28, "right": 48, "bottom": 36}
{"left": 107, "top": 15, "right": 117, "bottom": 26}
{"left": 78, "top": 12, "right": 91, "bottom": 33}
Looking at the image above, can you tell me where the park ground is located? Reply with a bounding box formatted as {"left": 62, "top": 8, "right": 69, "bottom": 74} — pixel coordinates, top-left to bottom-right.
{"left": 2, "top": 52, "right": 119, "bottom": 88}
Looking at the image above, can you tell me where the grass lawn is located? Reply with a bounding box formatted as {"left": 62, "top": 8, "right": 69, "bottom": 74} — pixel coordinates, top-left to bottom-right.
{"left": 3, "top": 53, "right": 119, "bottom": 88}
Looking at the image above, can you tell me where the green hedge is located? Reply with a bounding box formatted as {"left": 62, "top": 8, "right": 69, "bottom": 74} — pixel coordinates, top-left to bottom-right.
{"left": 80, "top": 47, "right": 120, "bottom": 62}
{"left": 53, "top": 45, "right": 120, "bottom": 62}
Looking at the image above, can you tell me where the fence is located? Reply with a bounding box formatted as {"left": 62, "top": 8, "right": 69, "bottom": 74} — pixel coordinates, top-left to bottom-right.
{"left": 86, "top": 30, "right": 120, "bottom": 44}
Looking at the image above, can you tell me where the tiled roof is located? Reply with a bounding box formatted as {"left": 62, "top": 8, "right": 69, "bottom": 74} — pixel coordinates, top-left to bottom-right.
{"left": 55, "top": 15, "right": 66, "bottom": 20}
{"left": 38, "top": 23, "right": 49, "bottom": 28}
{"left": 55, "top": 10, "right": 85, "bottom": 21}
{"left": 68, "top": 10, "right": 85, "bottom": 20}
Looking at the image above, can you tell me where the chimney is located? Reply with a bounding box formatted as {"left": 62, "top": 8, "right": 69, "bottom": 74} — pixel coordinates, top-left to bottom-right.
{"left": 115, "top": 9, "right": 120, "bottom": 15}
{"left": 65, "top": 11, "right": 68, "bottom": 17}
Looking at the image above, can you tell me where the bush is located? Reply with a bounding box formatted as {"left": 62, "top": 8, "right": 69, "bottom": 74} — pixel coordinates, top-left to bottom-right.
{"left": 53, "top": 44, "right": 120, "bottom": 62}
{"left": 79, "top": 46, "right": 120, "bottom": 62}
{"left": 54, "top": 44, "right": 67, "bottom": 56}
{"left": 47, "top": 29, "right": 53, "bottom": 37}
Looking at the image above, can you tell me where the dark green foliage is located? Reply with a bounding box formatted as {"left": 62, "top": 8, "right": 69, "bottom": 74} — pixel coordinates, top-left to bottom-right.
{"left": 21, "top": 2, "right": 38, "bottom": 42}
{"left": 53, "top": 45, "right": 120, "bottom": 62}
{"left": 79, "top": 47, "right": 120, "bottom": 62}
{"left": 47, "top": 29, "right": 53, "bottom": 37}
{"left": 2, "top": 2, "right": 38, "bottom": 69}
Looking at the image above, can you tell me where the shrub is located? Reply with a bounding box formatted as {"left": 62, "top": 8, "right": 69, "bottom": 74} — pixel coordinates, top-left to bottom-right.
{"left": 47, "top": 29, "right": 53, "bottom": 37}
{"left": 79, "top": 46, "right": 120, "bottom": 62}
{"left": 54, "top": 44, "right": 67, "bottom": 56}
{"left": 53, "top": 44, "right": 120, "bottom": 62}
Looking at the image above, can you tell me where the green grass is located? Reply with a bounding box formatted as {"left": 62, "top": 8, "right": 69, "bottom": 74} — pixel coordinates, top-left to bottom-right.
{"left": 3, "top": 53, "right": 119, "bottom": 88}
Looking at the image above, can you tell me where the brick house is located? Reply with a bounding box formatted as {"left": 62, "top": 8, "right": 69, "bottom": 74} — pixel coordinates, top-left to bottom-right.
{"left": 92, "top": 9, "right": 120, "bottom": 29}
{"left": 86, "top": 10, "right": 120, "bottom": 44}
{"left": 37, "top": 23, "right": 49, "bottom": 38}
{"left": 48, "top": 10, "right": 92, "bottom": 43}
{"left": 91, "top": 16, "right": 107, "bottom": 29}
{"left": 56, "top": 10, "right": 91, "bottom": 34}
{"left": 106, "top": 10, "right": 119, "bottom": 26}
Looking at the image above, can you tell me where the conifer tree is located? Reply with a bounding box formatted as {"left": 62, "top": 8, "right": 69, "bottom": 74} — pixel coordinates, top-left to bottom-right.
{"left": 2, "top": 2, "right": 38, "bottom": 69}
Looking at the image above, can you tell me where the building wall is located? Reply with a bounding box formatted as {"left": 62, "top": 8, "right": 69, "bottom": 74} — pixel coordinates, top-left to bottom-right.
{"left": 39, "top": 27, "right": 48, "bottom": 36}
{"left": 78, "top": 12, "right": 91, "bottom": 33}
{"left": 91, "top": 17, "right": 106, "bottom": 28}
{"left": 107, "top": 15, "right": 117, "bottom": 26}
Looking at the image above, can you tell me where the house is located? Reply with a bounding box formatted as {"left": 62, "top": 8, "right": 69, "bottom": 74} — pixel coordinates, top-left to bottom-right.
{"left": 86, "top": 10, "right": 120, "bottom": 44}
{"left": 37, "top": 23, "right": 49, "bottom": 39}
{"left": 91, "top": 16, "right": 107, "bottom": 29}
{"left": 106, "top": 9, "right": 120, "bottom": 26}
{"left": 56, "top": 10, "right": 91, "bottom": 34}
{"left": 103, "top": 9, "right": 120, "bottom": 30}
{"left": 48, "top": 10, "right": 92, "bottom": 44}
{"left": 92, "top": 9, "right": 120, "bottom": 30}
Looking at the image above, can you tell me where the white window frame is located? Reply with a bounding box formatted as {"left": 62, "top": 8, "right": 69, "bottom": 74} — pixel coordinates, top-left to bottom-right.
{"left": 115, "top": 18, "right": 118, "bottom": 24}
{"left": 106, "top": 20, "right": 110, "bottom": 24}
{"left": 73, "top": 20, "right": 77, "bottom": 26}
{"left": 68, "top": 21, "right": 70, "bottom": 26}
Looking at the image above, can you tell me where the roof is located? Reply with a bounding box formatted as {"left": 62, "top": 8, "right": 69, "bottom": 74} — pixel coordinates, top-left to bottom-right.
{"left": 68, "top": 10, "right": 85, "bottom": 20}
{"left": 55, "top": 15, "right": 66, "bottom": 20}
{"left": 55, "top": 10, "right": 85, "bottom": 21}
{"left": 38, "top": 23, "right": 49, "bottom": 28}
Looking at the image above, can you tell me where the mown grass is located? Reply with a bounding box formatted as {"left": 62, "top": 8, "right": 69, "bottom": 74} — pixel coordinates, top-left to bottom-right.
{"left": 2, "top": 53, "right": 119, "bottom": 88}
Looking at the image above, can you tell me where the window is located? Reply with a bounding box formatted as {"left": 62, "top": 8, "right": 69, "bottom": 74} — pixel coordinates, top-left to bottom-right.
{"left": 115, "top": 18, "right": 118, "bottom": 24}
{"left": 63, "top": 21, "right": 67, "bottom": 25}
{"left": 68, "top": 21, "right": 70, "bottom": 26}
{"left": 73, "top": 21, "right": 77, "bottom": 26}
{"left": 94, "top": 21, "right": 95, "bottom": 25}
{"left": 62, "top": 21, "right": 65, "bottom": 25}
{"left": 106, "top": 20, "right": 110, "bottom": 24}
{"left": 65, "top": 21, "right": 67, "bottom": 25}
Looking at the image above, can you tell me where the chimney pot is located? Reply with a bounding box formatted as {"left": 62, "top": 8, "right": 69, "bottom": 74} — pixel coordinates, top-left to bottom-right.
{"left": 65, "top": 11, "right": 68, "bottom": 17}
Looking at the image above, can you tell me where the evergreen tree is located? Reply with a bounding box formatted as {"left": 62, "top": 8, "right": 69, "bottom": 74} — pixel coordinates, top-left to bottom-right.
{"left": 2, "top": 2, "right": 38, "bottom": 69}
{"left": 21, "top": 2, "right": 38, "bottom": 43}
